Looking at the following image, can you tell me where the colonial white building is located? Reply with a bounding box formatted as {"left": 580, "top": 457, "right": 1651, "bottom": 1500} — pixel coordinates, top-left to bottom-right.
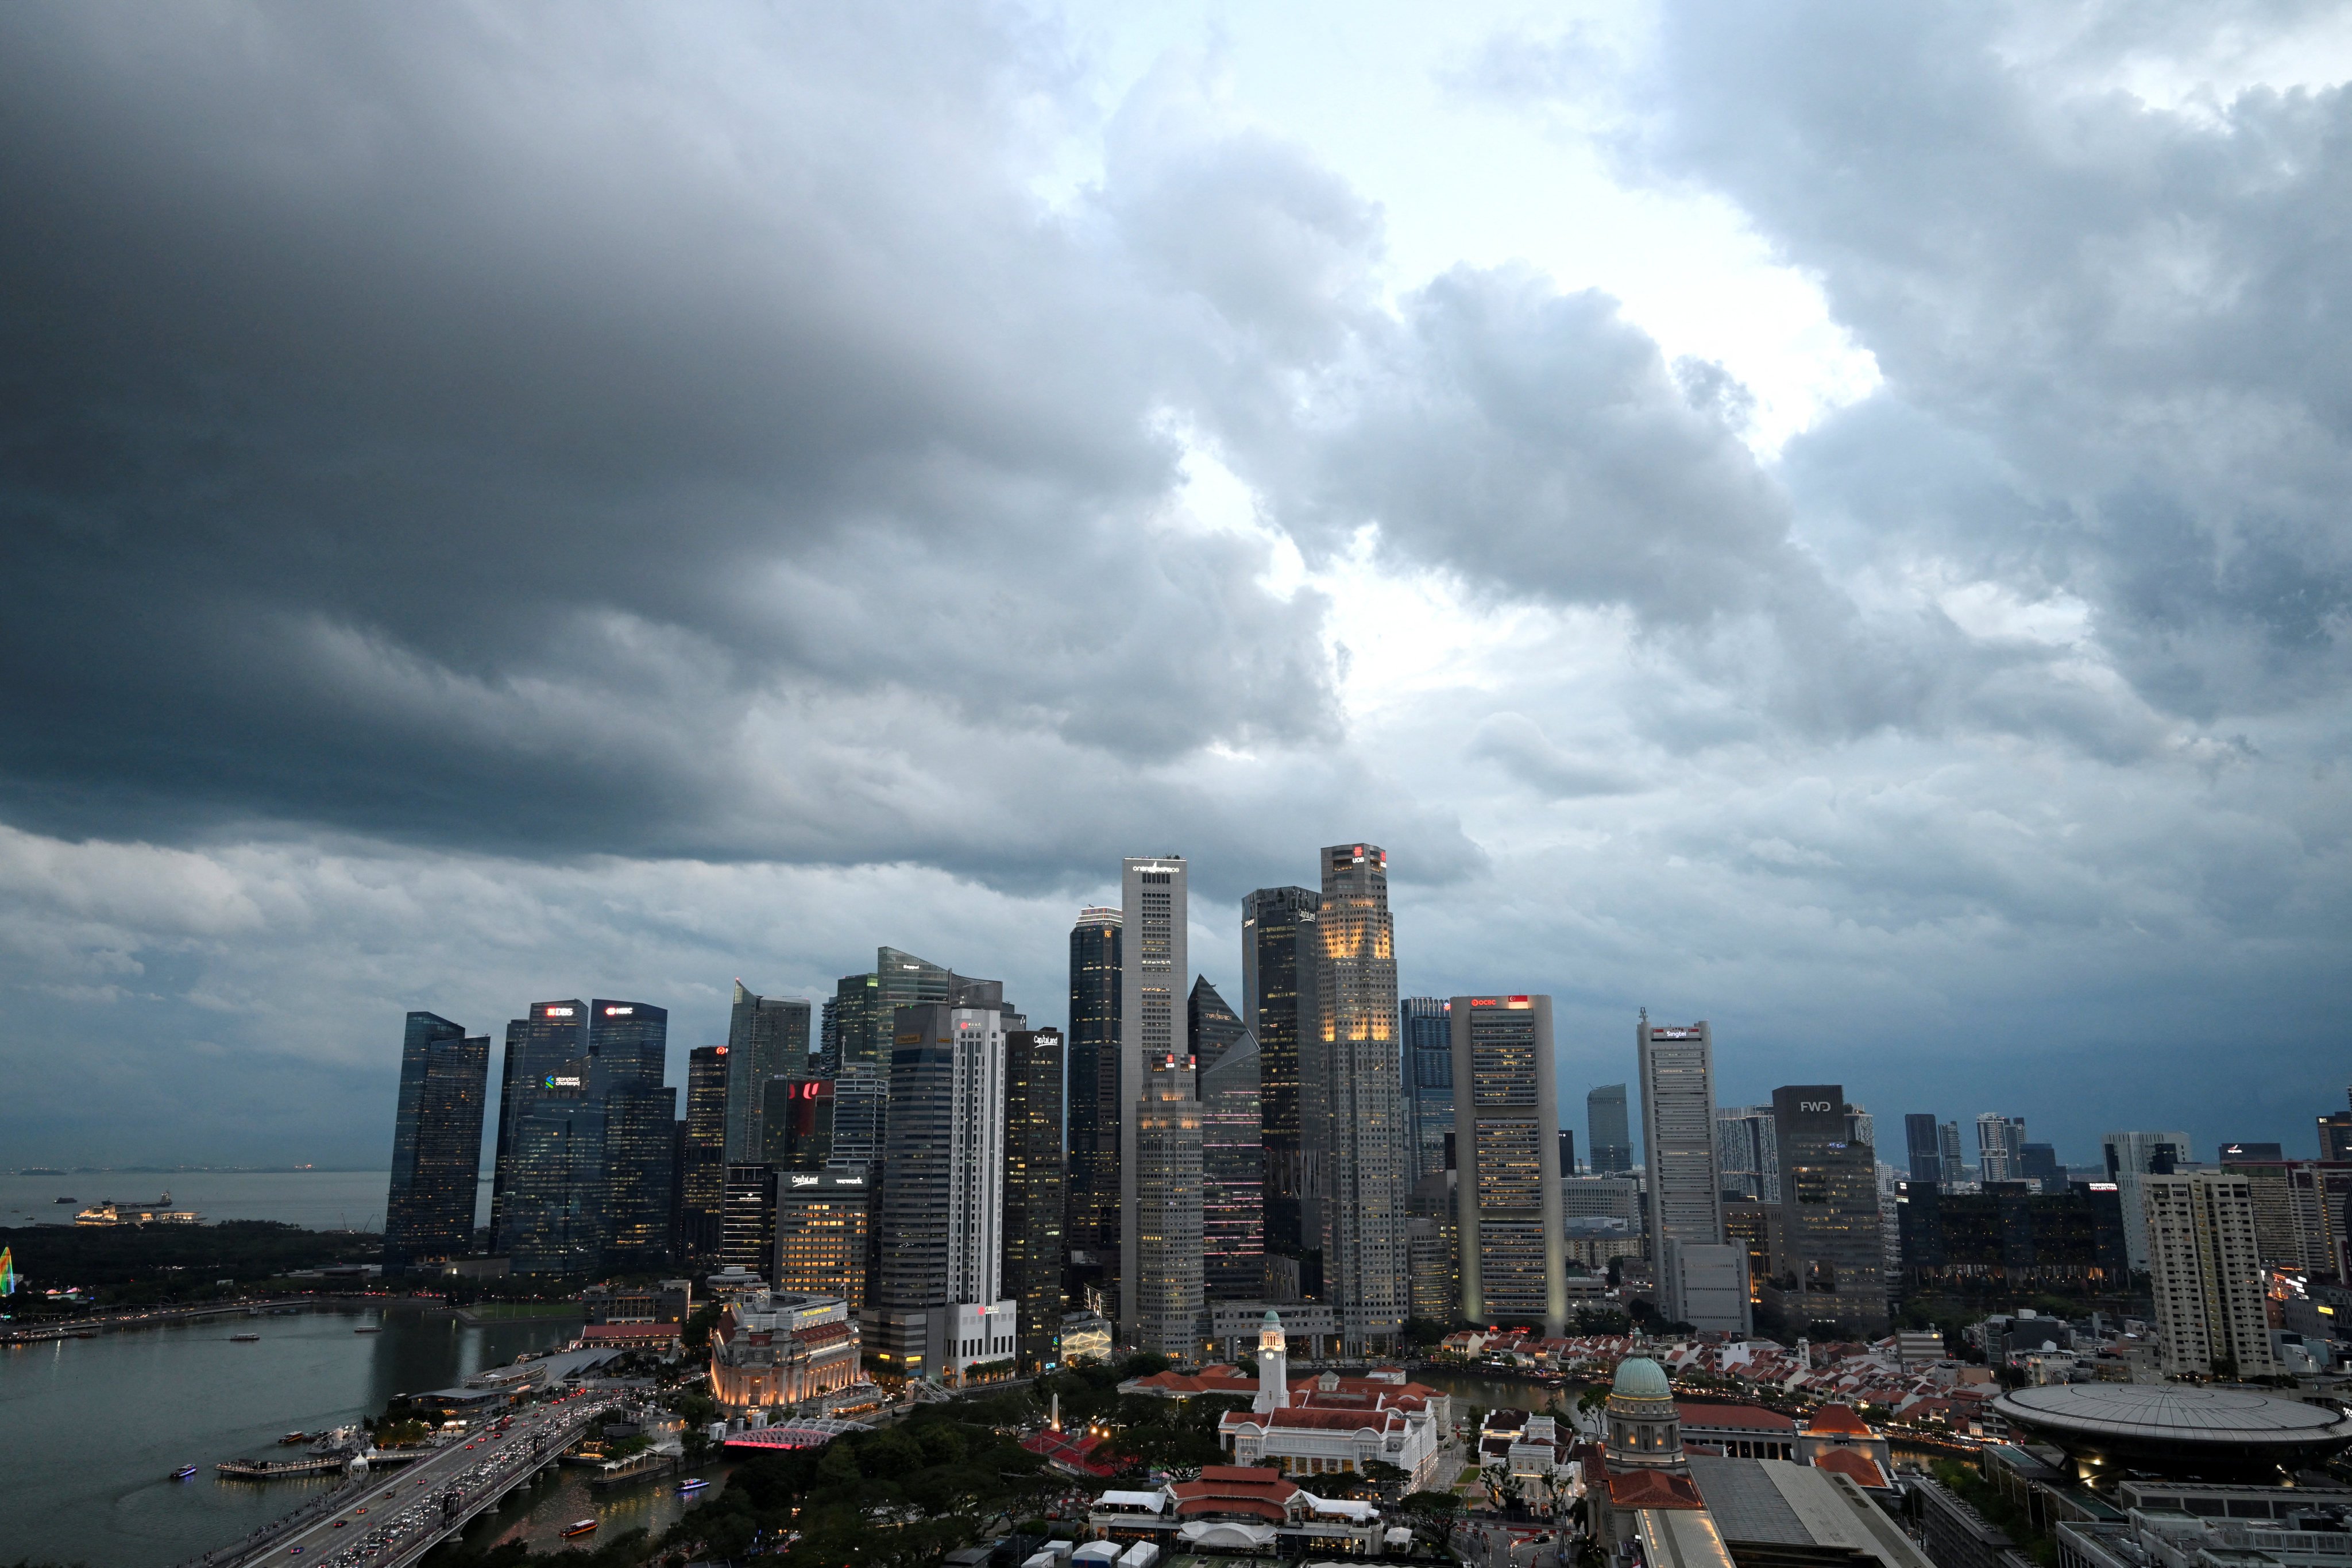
{"left": 709, "top": 1292, "right": 862, "bottom": 1411}
{"left": 1215, "top": 1310, "right": 1450, "bottom": 1488}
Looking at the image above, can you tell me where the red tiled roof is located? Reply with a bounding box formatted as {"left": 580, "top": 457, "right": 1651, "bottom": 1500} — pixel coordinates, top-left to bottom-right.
{"left": 1225, "top": 1407, "right": 1402, "bottom": 1434}
{"left": 1814, "top": 1448, "right": 1890, "bottom": 1488}
{"left": 1677, "top": 1403, "right": 1795, "bottom": 1433}
{"left": 1022, "top": 1428, "right": 1120, "bottom": 1478}
{"left": 1605, "top": 1466, "right": 1708, "bottom": 1509}
{"left": 1172, "top": 1467, "right": 1298, "bottom": 1523}
{"left": 792, "top": 1320, "right": 855, "bottom": 1348}
{"left": 1806, "top": 1404, "right": 1873, "bottom": 1437}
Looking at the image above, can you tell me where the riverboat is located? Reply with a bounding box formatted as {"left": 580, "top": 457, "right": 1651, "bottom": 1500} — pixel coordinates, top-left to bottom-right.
{"left": 280, "top": 1432, "right": 310, "bottom": 1444}
{"left": 354, "top": 1325, "right": 382, "bottom": 1334}
{"left": 229, "top": 1332, "right": 260, "bottom": 1342}
{"left": 678, "top": 1478, "right": 708, "bottom": 1494}
{"left": 173, "top": 1465, "right": 198, "bottom": 1480}
{"left": 562, "top": 1519, "right": 599, "bottom": 1538}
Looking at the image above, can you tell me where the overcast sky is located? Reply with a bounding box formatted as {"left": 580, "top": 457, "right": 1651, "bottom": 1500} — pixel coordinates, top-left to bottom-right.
{"left": 4, "top": 0, "right": 2349, "bottom": 1172}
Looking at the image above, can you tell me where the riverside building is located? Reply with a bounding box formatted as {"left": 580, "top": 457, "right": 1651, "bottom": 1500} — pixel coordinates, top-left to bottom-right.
{"left": 385, "top": 1011, "right": 490, "bottom": 1271}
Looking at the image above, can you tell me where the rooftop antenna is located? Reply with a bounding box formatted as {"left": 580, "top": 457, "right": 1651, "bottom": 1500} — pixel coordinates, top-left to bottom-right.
{"left": 1639, "top": 1007, "right": 1648, "bottom": 1022}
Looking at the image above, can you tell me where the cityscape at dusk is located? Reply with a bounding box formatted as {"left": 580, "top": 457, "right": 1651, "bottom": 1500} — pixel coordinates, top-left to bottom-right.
{"left": 4, "top": 2, "right": 2351, "bottom": 1566}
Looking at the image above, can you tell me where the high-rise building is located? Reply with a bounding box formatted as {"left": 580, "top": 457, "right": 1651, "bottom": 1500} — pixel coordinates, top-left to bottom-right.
{"left": 827, "top": 949, "right": 953, "bottom": 1170}
{"left": 1640, "top": 1018, "right": 1724, "bottom": 1253}
{"left": 1189, "top": 978, "right": 1246, "bottom": 1075}
{"left": 1245, "top": 884, "right": 1322, "bottom": 1301}
{"left": 2102, "top": 1130, "right": 2193, "bottom": 1273}
{"left": 681, "top": 1045, "right": 731, "bottom": 1260}
{"left": 490, "top": 999, "right": 587, "bottom": 1246}
{"left": 1200, "top": 1029, "right": 1266, "bottom": 1302}
{"left": 504, "top": 1070, "right": 606, "bottom": 1275}
{"left": 1903, "top": 1114, "right": 1942, "bottom": 1185}
{"left": 385, "top": 1012, "right": 491, "bottom": 1271}
{"left": 1588, "top": 1084, "right": 1632, "bottom": 1175}
{"left": 1767, "top": 1084, "right": 1886, "bottom": 1336}
{"left": 2320, "top": 1113, "right": 2352, "bottom": 1164}
{"left": 2018, "top": 1143, "right": 2061, "bottom": 1191}
{"left": 2216, "top": 1155, "right": 2352, "bottom": 1276}
{"left": 1450, "top": 994, "right": 1567, "bottom": 1334}
{"left": 774, "top": 1167, "right": 870, "bottom": 1303}
{"left": 866, "top": 1002, "right": 1013, "bottom": 1384}
{"left": 1317, "top": 843, "right": 1408, "bottom": 1353}
{"left": 1895, "top": 1180, "right": 2128, "bottom": 1291}
{"left": 816, "top": 996, "right": 840, "bottom": 1081}
{"left": 1559, "top": 1128, "right": 1575, "bottom": 1179}
{"left": 1937, "top": 1121, "right": 1965, "bottom": 1185}
{"left": 1134, "top": 1051, "right": 1206, "bottom": 1358}
{"left": 594, "top": 1000, "right": 676, "bottom": 1270}
{"left": 1976, "top": 1114, "right": 2025, "bottom": 1185}
{"left": 1003, "top": 1026, "right": 1065, "bottom": 1371}
{"left": 2143, "top": 1172, "right": 2278, "bottom": 1378}
{"left": 1119, "top": 855, "right": 1187, "bottom": 1338}
{"left": 725, "top": 984, "right": 810, "bottom": 1163}
{"left": 1401, "top": 997, "right": 1454, "bottom": 1186}
{"left": 759, "top": 1076, "right": 834, "bottom": 1171}
{"left": 1065, "top": 907, "right": 1122, "bottom": 1315}
{"left": 721, "top": 1163, "right": 776, "bottom": 1279}
{"left": 1714, "top": 1106, "right": 1780, "bottom": 1204}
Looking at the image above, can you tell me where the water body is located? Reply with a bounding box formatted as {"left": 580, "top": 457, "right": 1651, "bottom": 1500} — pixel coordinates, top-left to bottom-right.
{"left": 1414, "top": 1369, "right": 1592, "bottom": 1419}
{"left": 0, "top": 1170, "right": 449, "bottom": 1234}
{"left": 0, "top": 1303, "right": 629, "bottom": 1567}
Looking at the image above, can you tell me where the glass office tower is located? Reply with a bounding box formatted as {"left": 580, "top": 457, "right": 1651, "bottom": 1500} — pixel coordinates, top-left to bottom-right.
{"left": 1244, "top": 883, "right": 1321, "bottom": 1301}
{"left": 1200, "top": 1029, "right": 1265, "bottom": 1301}
{"left": 724, "top": 984, "right": 810, "bottom": 1162}
{"left": 1188, "top": 978, "right": 1246, "bottom": 1074}
{"left": 385, "top": 1011, "right": 490, "bottom": 1271}
{"left": 1401, "top": 996, "right": 1454, "bottom": 1185}
{"left": 1065, "top": 907, "right": 1122, "bottom": 1315}
{"left": 491, "top": 999, "right": 586, "bottom": 1249}
{"left": 1317, "top": 843, "right": 1407, "bottom": 1353}
{"left": 681, "top": 1045, "right": 731, "bottom": 1260}
{"left": 1003, "top": 1026, "right": 1066, "bottom": 1370}
{"left": 1587, "top": 1083, "right": 1632, "bottom": 1175}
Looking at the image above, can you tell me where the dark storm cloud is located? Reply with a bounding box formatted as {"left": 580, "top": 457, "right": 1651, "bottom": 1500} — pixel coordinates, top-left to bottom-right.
{"left": 1630, "top": 0, "right": 2352, "bottom": 720}
{"left": 0, "top": 1, "right": 1424, "bottom": 874}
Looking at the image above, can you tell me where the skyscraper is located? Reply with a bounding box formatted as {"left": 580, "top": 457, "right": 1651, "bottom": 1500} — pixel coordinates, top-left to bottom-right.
{"left": 1245, "top": 884, "right": 1321, "bottom": 1300}
{"left": 725, "top": 984, "right": 810, "bottom": 1163}
{"left": 1317, "top": 842, "right": 1407, "bottom": 1353}
{"left": 1976, "top": 1114, "right": 2024, "bottom": 1185}
{"left": 2322, "top": 1112, "right": 2352, "bottom": 1163}
{"left": 1937, "top": 1121, "right": 1965, "bottom": 1184}
{"left": 2102, "top": 1129, "right": 2193, "bottom": 1273}
{"left": 681, "top": 1045, "right": 730, "bottom": 1260}
{"left": 1065, "top": 907, "right": 1122, "bottom": 1315}
{"left": 827, "top": 949, "right": 953, "bottom": 1169}
{"left": 2144, "top": 1172, "right": 2278, "bottom": 1378}
{"left": 1587, "top": 1084, "right": 1632, "bottom": 1175}
{"left": 1714, "top": 1106, "right": 1779, "bottom": 1204}
{"left": 1134, "top": 1051, "right": 1206, "bottom": 1358}
{"left": 1200, "top": 1029, "right": 1265, "bottom": 1301}
{"left": 1559, "top": 1128, "right": 1575, "bottom": 1178}
{"left": 866, "top": 1001, "right": 1013, "bottom": 1382}
{"left": 385, "top": 1011, "right": 490, "bottom": 1271}
{"left": 721, "top": 1162, "right": 776, "bottom": 1278}
{"left": 1768, "top": 1084, "right": 1886, "bottom": 1335}
{"left": 1903, "top": 1113, "right": 1942, "bottom": 1185}
{"left": 1401, "top": 997, "right": 1454, "bottom": 1186}
{"left": 774, "top": 1167, "right": 870, "bottom": 1303}
{"left": 760, "top": 1076, "right": 834, "bottom": 1171}
{"left": 1450, "top": 994, "right": 1568, "bottom": 1334}
{"left": 1188, "top": 977, "right": 1246, "bottom": 1074}
{"left": 1119, "top": 855, "right": 1186, "bottom": 1338}
{"left": 1003, "top": 1026, "right": 1066, "bottom": 1371}
{"left": 1639, "top": 1019, "right": 1724, "bottom": 1252}
{"left": 594, "top": 1000, "right": 676, "bottom": 1270}
{"left": 504, "top": 1069, "right": 605, "bottom": 1276}
{"left": 491, "top": 999, "right": 586, "bottom": 1247}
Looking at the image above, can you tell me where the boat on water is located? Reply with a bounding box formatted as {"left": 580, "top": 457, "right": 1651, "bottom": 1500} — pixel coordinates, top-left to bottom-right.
{"left": 678, "top": 1478, "right": 708, "bottom": 1494}
{"left": 353, "top": 1325, "right": 382, "bottom": 1334}
{"left": 173, "top": 1465, "right": 198, "bottom": 1480}
{"left": 53, "top": 1196, "right": 75, "bottom": 1203}
{"left": 230, "top": 1333, "right": 261, "bottom": 1342}
{"left": 279, "top": 1432, "right": 308, "bottom": 1444}
{"left": 562, "top": 1519, "right": 599, "bottom": 1538}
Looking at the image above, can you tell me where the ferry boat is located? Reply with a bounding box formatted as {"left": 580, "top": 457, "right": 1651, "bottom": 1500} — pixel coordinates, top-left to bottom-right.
{"left": 562, "top": 1519, "right": 599, "bottom": 1538}
{"left": 353, "top": 1325, "right": 382, "bottom": 1334}
{"left": 229, "top": 1332, "right": 260, "bottom": 1342}
{"left": 280, "top": 1433, "right": 310, "bottom": 1444}
{"left": 677, "top": 1478, "right": 708, "bottom": 1494}
{"left": 173, "top": 1465, "right": 198, "bottom": 1480}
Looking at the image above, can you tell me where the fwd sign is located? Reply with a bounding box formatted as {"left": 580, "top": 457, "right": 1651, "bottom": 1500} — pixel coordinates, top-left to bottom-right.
{"left": 1799, "top": 1100, "right": 1833, "bottom": 1113}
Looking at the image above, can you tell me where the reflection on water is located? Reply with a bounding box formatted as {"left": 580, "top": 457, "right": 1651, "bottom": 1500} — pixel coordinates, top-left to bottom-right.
{"left": 1412, "top": 1369, "right": 1593, "bottom": 1419}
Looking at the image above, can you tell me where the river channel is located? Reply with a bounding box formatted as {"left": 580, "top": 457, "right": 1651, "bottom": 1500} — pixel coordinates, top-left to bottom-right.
{"left": 0, "top": 1303, "right": 725, "bottom": 1567}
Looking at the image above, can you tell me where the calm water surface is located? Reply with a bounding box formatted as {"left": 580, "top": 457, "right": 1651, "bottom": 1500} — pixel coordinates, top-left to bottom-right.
{"left": 0, "top": 1170, "right": 497, "bottom": 1233}
{"left": 0, "top": 1304, "right": 678, "bottom": 1567}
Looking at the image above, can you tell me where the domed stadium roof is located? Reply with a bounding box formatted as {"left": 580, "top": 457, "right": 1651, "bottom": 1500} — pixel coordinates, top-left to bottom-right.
{"left": 1611, "top": 1357, "right": 1672, "bottom": 1399}
{"left": 1992, "top": 1384, "right": 2352, "bottom": 1473}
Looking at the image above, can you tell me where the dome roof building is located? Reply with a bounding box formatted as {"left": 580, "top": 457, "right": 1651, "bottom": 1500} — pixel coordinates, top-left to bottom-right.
{"left": 1604, "top": 1357, "right": 1685, "bottom": 1470}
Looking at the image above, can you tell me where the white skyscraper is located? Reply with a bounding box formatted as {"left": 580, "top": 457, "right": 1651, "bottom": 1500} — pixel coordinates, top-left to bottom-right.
{"left": 1119, "top": 853, "right": 1186, "bottom": 1338}
{"left": 1976, "top": 1113, "right": 2024, "bottom": 1184}
{"left": 1639, "top": 1017, "right": 1727, "bottom": 1329}
{"left": 2144, "top": 1171, "right": 2278, "bottom": 1378}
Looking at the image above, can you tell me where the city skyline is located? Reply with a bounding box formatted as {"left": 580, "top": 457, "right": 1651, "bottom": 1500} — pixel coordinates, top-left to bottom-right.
{"left": 5, "top": 2, "right": 2349, "bottom": 1175}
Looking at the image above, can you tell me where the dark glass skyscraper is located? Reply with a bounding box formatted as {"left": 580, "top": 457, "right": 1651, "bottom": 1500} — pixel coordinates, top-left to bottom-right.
{"left": 594, "top": 1000, "right": 675, "bottom": 1270}
{"left": 681, "top": 1045, "right": 730, "bottom": 1260}
{"left": 385, "top": 1011, "right": 490, "bottom": 1271}
{"left": 491, "top": 999, "right": 586, "bottom": 1248}
{"left": 1065, "top": 907, "right": 1122, "bottom": 1314}
{"left": 504, "top": 1072, "right": 605, "bottom": 1275}
{"left": 725, "top": 984, "right": 810, "bottom": 1163}
{"left": 1200, "top": 1029, "right": 1264, "bottom": 1301}
{"left": 1401, "top": 996, "right": 1453, "bottom": 1185}
{"left": 1903, "top": 1112, "right": 1943, "bottom": 1184}
{"left": 1003, "top": 1026, "right": 1065, "bottom": 1370}
{"left": 1770, "top": 1083, "right": 1887, "bottom": 1335}
{"left": 1586, "top": 1083, "right": 1632, "bottom": 1175}
{"left": 1188, "top": 977, "right": 1246, "bottom": 1075}
{"left": 1244, "top": 884, "right": 1320, "bottom": 1300}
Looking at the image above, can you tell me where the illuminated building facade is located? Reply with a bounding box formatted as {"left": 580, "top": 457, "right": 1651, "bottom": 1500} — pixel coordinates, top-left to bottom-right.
{"left": 724, "top": 984, "right": 809, "bottom": 1163}
{"left": 1003, "top": 1026, "right": 1066, "bottom": 1369}
{"left": 1401, "top": 997, "right": 1453, "bottom": 1186}
{"left": 1317, "top": 842, "right": 1406, "bottom": 1351}
{"left": 681, "top": 1044, "right": 730, "bottom": 1260}
{"left": 1134, "top": 1050, "right": 1206, "bottom": 1357}
{"left": 1119, "top": 855, "right": 1187, "bottom": 1338}
{"left": 1768, "top": 1084, "right": 1887, "bottom": 1335}
{"left": 1245, "top": 883, "right": 1321, "bottom": 1301}
{"left": 709, "top": 1292, "right": 862, "bottom": 1411}
{"left": 773, "top": 1168, "right": 871, "bottom": 1304}
{"left": 1200, "top": 1029, "right": 1266, "bottom": 1301}
{"left": 491, "top": 998, "right": 586, "bottom": 1247}
{"left": 594, "top": 999, "right": 675, "bottom": 1270}
{"left": 1450, "top": 994, "right": 1567, "bottom": 1333}
{"left": 1065, "top": 907, "right": 1122, "bottom": 1314}
{"left": 385, "top": 1011, "right": 490, "bottom": 1270}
